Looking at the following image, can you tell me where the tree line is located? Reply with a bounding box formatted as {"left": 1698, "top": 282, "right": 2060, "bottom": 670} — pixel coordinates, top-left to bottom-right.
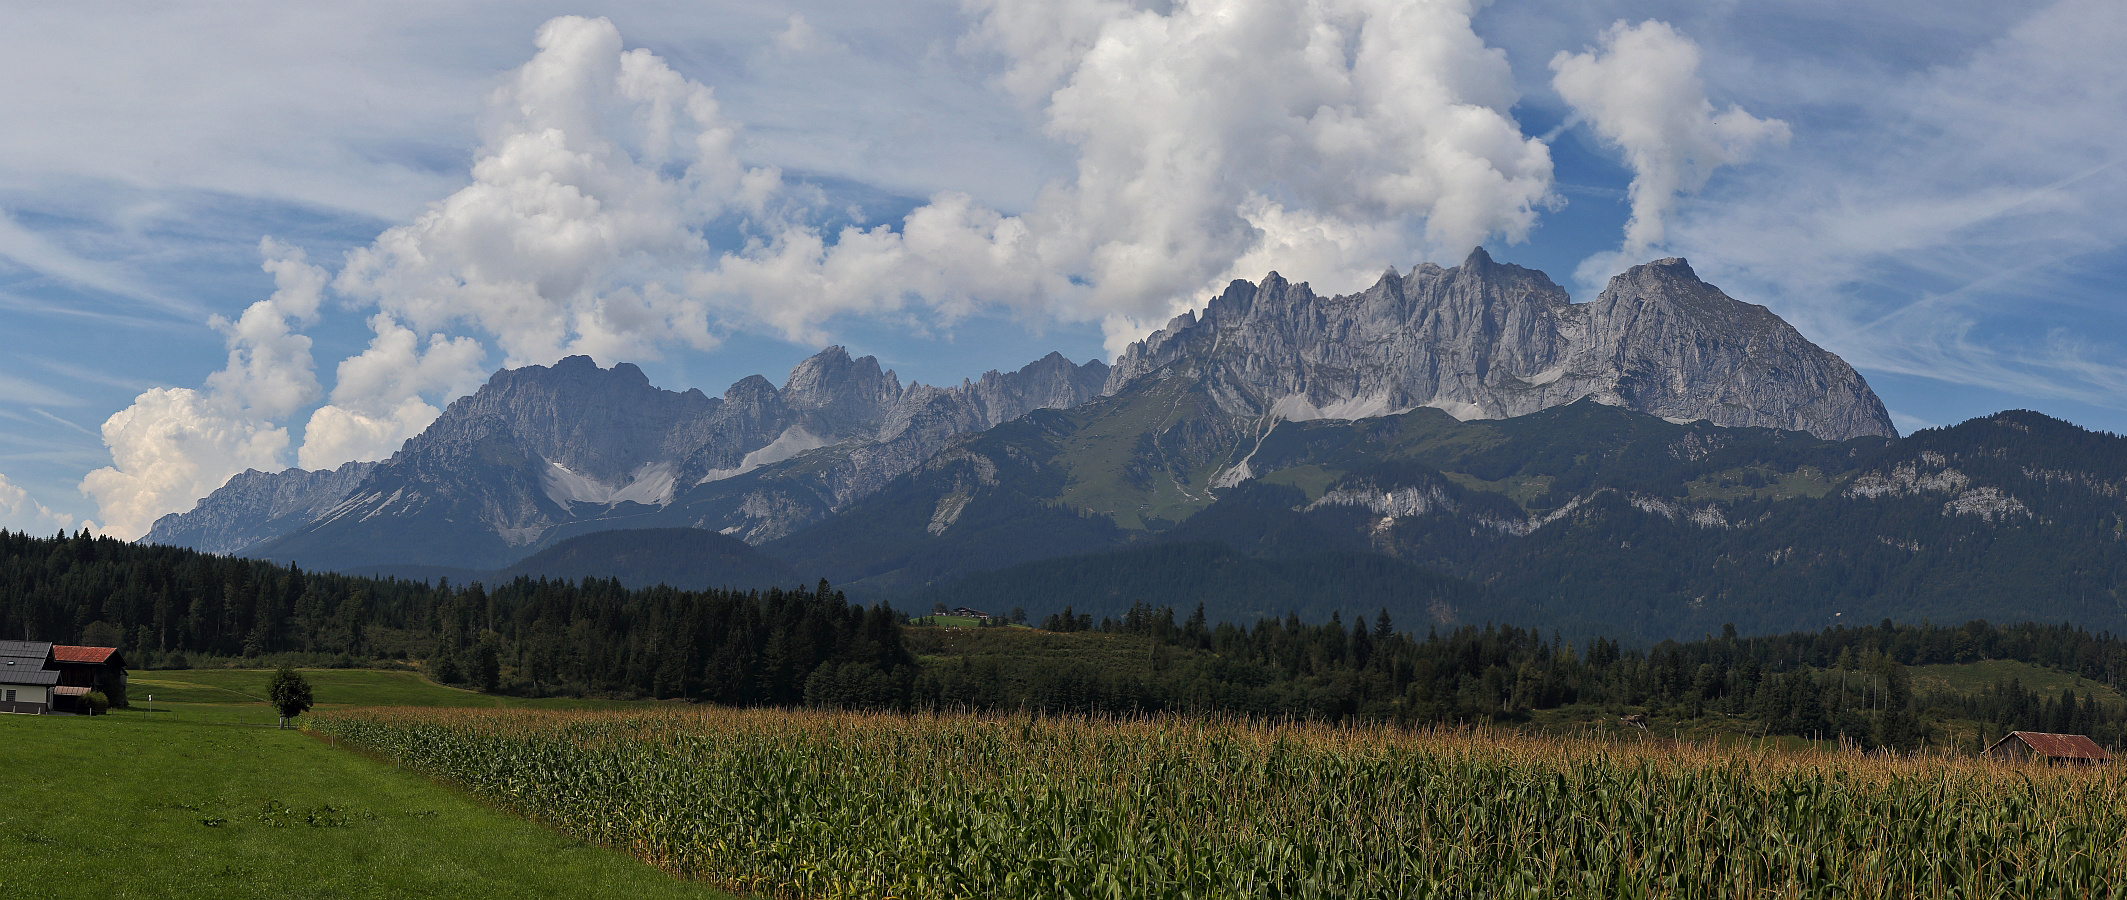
{"left": 914, "top": 602, "right": 2127, "bottom": 750}
{"left": 4, "top": 527, "right": 2124, "bottom": 749}
{"left": 0, "top": 529, "right": 908, "bottom": 704}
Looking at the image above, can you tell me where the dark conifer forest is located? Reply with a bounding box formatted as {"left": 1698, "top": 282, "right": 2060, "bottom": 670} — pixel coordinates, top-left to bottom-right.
{"left": 6, "top": 527, "right": 2125, "bottom": 749}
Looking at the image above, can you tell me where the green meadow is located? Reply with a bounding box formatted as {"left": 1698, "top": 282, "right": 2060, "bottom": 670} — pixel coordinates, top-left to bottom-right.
{"left": 129, "top": 666, "right": 647, "bottom": 725}
{"left": 1908, "top": 658, "right": 2127, "bottom": 703}
{"left": 0, "top": 674, "right": 725, "bottom": 899}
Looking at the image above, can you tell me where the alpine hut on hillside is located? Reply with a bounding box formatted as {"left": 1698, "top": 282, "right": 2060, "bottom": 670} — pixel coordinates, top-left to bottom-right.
{"left": 1983, "top": 731, "right": 2110, "bottom": 765}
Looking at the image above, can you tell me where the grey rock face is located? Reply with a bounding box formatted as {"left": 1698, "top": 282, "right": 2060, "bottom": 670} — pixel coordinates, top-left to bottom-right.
{"left": 1107, "top": 249, "right": 1895, "bottom": 442}
{"left": 964, "top": 351, "right": 1112, "bottom": 428}
{"left": 156, "top": 346, "right": 1111, "bottom": 564}
{"left": 143, "top": 460, "right": 377, "bottom": 555}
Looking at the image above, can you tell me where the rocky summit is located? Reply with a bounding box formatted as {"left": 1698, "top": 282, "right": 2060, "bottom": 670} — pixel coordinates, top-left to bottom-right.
{"left": 1107, "top": 248, "right": 1895, "bottom": 444}
{"left": 153, "top": 349, "right": 1107, "bottom": 569}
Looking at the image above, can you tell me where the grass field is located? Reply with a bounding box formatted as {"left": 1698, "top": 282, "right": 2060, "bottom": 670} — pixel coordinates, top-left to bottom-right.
{"left": 127, "top": 667, "right": 648, "bottom": 725}
{"left": 0, "top": 714, "right": 731, "bottom": 900}
{"left": 906, "top": 612, "right": 986, "bottom": 625}
{"left": 1909, "top": 658, "right": 2126, "bottom": 703}
{"left": 314, "top": 706, "right": 2127, "bottom": 899}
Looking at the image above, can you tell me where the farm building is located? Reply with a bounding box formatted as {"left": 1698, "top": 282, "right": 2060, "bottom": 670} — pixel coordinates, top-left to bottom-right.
{"left": 0, "top": 641, "right": 60, "bottom": 713}
{"left": 950, "top": 607, "right": 993, "bottom": 621}
{"left": 0, "top": 641, "right": 125, "bottom": 714}
{"left": 53, "top": 645, "right": 127, "bottom": 707}
{"left": 1983, "top": 731, "right": 2110, "bottom": 765}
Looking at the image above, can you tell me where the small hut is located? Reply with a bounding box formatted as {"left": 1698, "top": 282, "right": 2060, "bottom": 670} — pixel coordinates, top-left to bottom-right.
{"left": 51, "top": 645, "right": 127, "bottom": 708}
{"left": 1983, "top": 731, "right": 2110, "bottom": 765}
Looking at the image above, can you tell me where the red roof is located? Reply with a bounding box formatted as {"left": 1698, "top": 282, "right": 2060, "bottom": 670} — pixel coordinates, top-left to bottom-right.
{"left": 51, "top": 646, "right": 117, "bottom": 665}
{"left": 1992, "top": 731, "right": 2110, "bottom": 762}
{"left": 52, "top": 685, "right": 91, "bottom": 696}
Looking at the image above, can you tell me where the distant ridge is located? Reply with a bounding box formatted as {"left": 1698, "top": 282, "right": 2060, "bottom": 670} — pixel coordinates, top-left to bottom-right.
{"left": 154, "top": 347, "right": 1108, "bottom": 569}
{"left": 496, "top": 527, "right": 804, "bottom": 591}
{"left": 342, "top": 528, "right": 806, "bottom": 593}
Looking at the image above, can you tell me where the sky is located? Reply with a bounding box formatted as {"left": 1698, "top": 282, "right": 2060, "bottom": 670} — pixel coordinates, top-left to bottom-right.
{"left": 0, "top": 0, "right": 2121, "bottom": 538}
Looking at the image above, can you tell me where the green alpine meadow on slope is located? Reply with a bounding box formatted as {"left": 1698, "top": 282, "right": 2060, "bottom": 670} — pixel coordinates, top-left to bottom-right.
{"left": 0, "top": 713, "right": 731, "bottom": 900}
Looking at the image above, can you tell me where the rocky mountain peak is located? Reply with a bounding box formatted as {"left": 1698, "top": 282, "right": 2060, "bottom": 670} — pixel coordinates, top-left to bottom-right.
{"left": 1596, "top": 257, "right": 1746, "bottom": 323}
{"left": 723, "top": 374, "right": 778, "bottom": 403}
{"left": 1107, "top": 249, "right": 1895, "bottom": 441}
{"left": 964, "top": 351, "right": 1111, "bottom": 428}
{"left": 779, "top": 346, "right": 905, "bottom": 435}
{"left": 422, "top": 354, "right": 720, "bottom": 482}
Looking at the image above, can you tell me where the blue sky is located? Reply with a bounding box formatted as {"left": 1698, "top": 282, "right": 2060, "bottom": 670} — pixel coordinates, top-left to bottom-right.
{"left": 0, "top": 0, "right": 2121, "bottom": 537}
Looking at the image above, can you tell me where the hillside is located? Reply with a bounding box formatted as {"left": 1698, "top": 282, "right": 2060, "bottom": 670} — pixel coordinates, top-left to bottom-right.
{"left": 806, "top": 402, "right": 2125, "bottom": 641}
{"left": 496, "top": 527, "right": 803, "bottom": 592}
{"left": 911, "top": 542, "right": 1507, "bottom": 630}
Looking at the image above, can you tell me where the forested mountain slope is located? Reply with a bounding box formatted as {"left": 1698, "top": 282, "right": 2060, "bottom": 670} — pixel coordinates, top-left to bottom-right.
{"left": 793, "top": 401, "right": 2124, "bottom": 641}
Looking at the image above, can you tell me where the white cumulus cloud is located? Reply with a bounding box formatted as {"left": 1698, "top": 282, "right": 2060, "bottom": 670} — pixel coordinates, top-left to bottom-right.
{"left": 324, "top": 8, "right": 1561, "bottom": 420}
{"left": 297, "top": 314, "right": 487, "bottom": 469}
{"left": 334, "top": 15, "right": 771, "bottom": 370}
{"left": 79, "top": 386, "right": 291, "bottom": 540}
{"left": 78, "top": 239, "right": 328, "bottom": 539}
{"left": 0, "top": 473, "right": 75, "bottom": 534}
{"left": 1550, "top": 20, "right": 1788, "bottom": 269}
{"left": 705, "top": 0, "right": 1557, "bottom": 357}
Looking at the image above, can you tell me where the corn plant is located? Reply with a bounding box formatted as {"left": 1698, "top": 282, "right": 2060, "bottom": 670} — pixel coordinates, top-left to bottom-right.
{"left": 311, "top": 708, "right": 2127, "bottom": 899}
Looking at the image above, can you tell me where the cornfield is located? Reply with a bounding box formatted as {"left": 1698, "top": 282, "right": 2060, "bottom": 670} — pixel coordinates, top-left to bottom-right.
{"left": 309, "top": 707, "right": 2127, "bottom": 898}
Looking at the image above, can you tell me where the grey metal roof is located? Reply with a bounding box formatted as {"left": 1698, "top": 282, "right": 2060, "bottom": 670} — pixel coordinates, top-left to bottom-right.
{"left": 0, "top": 662, "right": 59, "bottom": 685}
{"left": 0, "top": 640, "right": 53, "bottom": 659}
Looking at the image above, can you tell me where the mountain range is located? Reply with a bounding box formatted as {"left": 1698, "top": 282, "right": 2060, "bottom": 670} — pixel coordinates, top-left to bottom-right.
{"left": 143, "top": 251, "right": 2124, "bottom": 640}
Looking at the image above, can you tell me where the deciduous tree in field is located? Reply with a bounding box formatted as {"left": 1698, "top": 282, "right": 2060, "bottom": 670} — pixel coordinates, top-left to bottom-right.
{"left": 269, "top": 666, "right": 313, "bottom": 729}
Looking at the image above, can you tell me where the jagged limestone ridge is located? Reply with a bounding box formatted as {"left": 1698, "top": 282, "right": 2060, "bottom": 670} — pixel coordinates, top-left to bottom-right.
{"left": 1106, "top": 248, "right": 1895, "bottom": 442}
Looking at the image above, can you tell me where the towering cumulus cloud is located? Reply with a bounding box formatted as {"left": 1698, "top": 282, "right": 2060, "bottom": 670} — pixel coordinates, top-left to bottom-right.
{"left": 296, "top": 317, "right": 486, "bottom": 470}
{"left": 307, "top": 15, "right": 776, "bottom": 465}
{"left": 80, "top": 239, "right": 328, "bottom": 538}
{"left": 716, "top": 0, "right": 1557, "bottom": 354}
{"left": 1550, "top": 21, "right": 1787, "bottom": 271}
{"left": 334, "top": 16, "right": 772, "bottom": 368}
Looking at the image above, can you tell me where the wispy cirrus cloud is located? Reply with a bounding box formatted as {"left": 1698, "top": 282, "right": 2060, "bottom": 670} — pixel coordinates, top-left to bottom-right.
{"left": 1654, "top": 0, "right": 2127, "bottom": 413}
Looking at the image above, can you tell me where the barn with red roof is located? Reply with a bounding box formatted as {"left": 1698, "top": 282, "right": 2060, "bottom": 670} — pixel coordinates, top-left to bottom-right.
{"left": 1983, "top": 731, "right": 2110, "bottom": 765}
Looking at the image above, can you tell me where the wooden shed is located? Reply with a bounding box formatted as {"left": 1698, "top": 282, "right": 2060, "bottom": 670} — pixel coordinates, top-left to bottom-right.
{"left": 1983, "top": 731, "right": 2110, "bottom": 765}
{"left": 52, "top": 645, "right": 127, "bottom": 708}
